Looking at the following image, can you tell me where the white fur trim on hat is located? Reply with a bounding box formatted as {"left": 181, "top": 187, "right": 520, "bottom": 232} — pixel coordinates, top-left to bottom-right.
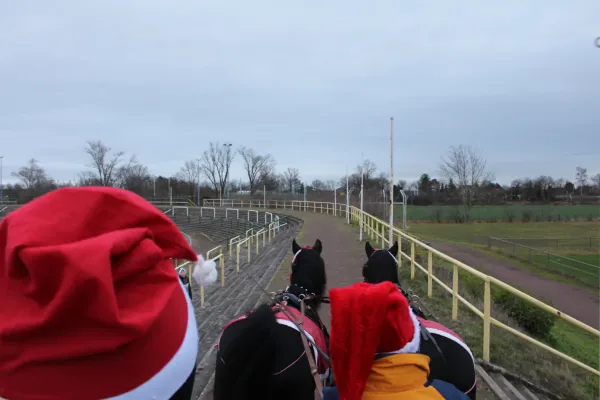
{"left": 106, "top": 280, "right": 198, "bottom": 399}
{"left": 376, "top": 307, "right": 421, "bottom": 356}
{"left": 192, "top": 254, "right": 218, "bottom": 287}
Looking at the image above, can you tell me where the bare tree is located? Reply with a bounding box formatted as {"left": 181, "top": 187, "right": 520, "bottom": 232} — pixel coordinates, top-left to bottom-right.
{"left": 356, "top": 159, "right": 377, "bottom": 181}
{"left": 575, "top": 166, "right": 588, "bottom": 196}
{"left": 325, "top": 180, "right": 337, "bottom": 191}
{"left": 283, "top": 167, "right": 301, "bottom": 192}
{"left": 591, "top": 173, "right": 600, "bottom": 190}
{"left": 238, "top": 146, "right": 274, "bottom": 195}
{"left": 176, "top": 160, "right": 201, "bottom": 188}
{"left": 199, "top": 142, "right": 236, "bottom": 195}
{"left": 311, "top": 179, "right": 326, "bottom": 191}
{"left": 275, "top": 173, "right": 287, "bottom": 192}
{"left": 534, "top": 175, "right": 554, "bottom": 201}
{"left": 262, "top": 171, "right": 279, "bottom": 191}
{"left": 77, "top": 171, "right": 99, "bottom": 186}
{"left": 114, "top": 156, "right": 152, "bottom": 194}
{"left": 12, "top": 159, "right": 53, "bottom": 190}
{"left": 84, "top": 140, "right": 124, "bottom": 186}
{"left": 439, "top": 145, "right": 492, "bottom": 219}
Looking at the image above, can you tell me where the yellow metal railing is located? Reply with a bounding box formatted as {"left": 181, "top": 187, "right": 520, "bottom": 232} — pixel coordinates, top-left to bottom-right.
{"left": 203, "top": 198, "right": 600, "bottom": 377}
{"left": 233, "top": 223, "right": 287, "bottom": 272}
{"left": 176, "top": 245, "right": 226, "bottom": 308}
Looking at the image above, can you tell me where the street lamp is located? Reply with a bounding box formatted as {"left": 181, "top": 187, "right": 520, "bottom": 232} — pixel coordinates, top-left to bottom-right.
{"left": 389, "top": 117, "right": 395, "bottom": 246}
{"left": 223, "top": 143, "right": 232, "bottom": 202}
{"left": 359, "top": 153, "right": 364, "bottom": 241}
{"left": 196, "top": 158, "right": 201, "bottom": 207}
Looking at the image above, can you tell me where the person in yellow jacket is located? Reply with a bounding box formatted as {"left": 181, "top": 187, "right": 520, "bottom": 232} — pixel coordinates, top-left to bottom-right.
{"left": 323, "top": 281, "right": 469, "bottom": 400}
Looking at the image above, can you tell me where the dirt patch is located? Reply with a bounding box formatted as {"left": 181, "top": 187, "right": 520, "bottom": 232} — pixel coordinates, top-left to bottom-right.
{"left": 431, "top": 241, "right": 600, "bottom": 329}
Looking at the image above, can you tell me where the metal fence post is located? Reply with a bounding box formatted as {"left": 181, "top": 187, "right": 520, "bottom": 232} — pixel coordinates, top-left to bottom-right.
{"left": 452, "top": 264, "right": 459, "bottom": 320}
{"left": 483, "top": 278, "right": 491, "bottom": 361}
{"left": 427, "top": 250, "right": 433, "bottom": 298}
{"left": 220, "top": 252, "right": 225, "bottom": 287}
{"left": 410, "top": 242, "right": 415, "bottom": 280}
{"left": 236, "top": 245, "right": 241, "bottom": 273}
{"left": 398, "top": 233, "right": 402, "bottom": 268}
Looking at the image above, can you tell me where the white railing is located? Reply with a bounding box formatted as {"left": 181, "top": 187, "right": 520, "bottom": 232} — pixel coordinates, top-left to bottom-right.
{"left": 225, "top": 208, "right": 239, "bottom": 219}
{"left": 172, "top": 206, "right": 189, "bottom": 216}
{"left": 200, "top": 207, "right": 216, "bottom": 218}
{"left": 247, "top": 209, "right": 259, "bottom": 223}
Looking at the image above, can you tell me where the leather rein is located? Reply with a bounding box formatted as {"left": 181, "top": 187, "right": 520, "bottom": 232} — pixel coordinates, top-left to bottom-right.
{"left": 243, "top": 266, "right": 331, "bottom": 400}
{"left": 270, "top": 287, "right": 330, "bottom": 399}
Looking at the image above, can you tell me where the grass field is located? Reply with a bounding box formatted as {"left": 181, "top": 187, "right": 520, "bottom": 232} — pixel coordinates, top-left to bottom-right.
{"left": 395, "top": 204, "right": 599, "bottom": 222}
{"left": 397, "top": 265, "right": 599, "bottom": 399}
{"left": 406, "top": 222, "right": 600, "bottom": 288}
{"left": 406, "top": 221, "right": 599, "bottom": 245}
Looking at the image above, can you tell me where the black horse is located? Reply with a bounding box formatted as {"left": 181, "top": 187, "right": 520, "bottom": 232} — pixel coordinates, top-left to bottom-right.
{"left": 213, "top": 238, "right": 329, "bottom": 400}
{"left": 363, "top": 240, "right": 477, "bottom": 400}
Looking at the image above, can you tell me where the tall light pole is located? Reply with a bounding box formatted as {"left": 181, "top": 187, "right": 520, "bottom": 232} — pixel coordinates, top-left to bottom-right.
{"left": 196, "top": 158, "right": 201, "bottom": 207}
{"left": 168, "top": 177, "right": 172, "bottom": 206}
{"left": 359, "top": 153, "right": 364, "bottom": 241}
{"left": 333, "top": 185, "right": 337, "bottom": 216}
{"left": 303, "top": 181, "right": 307, "bottom": 211}
{"left": 389, "top": 117, "right": 395, "bottom": 245}
{"left": 0, "top": 156, "right": 3, "bottom": 204}
{"left": 223, "top": 143, "right": 232, "bottom": 202}
{"left": 346, "top": 166, "right": 350, "bottom": 224}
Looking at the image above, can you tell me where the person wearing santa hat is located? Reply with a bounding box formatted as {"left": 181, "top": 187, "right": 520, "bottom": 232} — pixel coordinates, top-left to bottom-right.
{"left": 0, "top": 187, "right": 218, "bottom": 400}
{"left": 323, "top": 281, "right": 469, "bottom": 400}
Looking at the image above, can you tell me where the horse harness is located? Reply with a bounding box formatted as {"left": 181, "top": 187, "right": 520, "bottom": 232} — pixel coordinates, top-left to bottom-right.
{"left": 270, "top": 285, "right": 330, "bottom": 398}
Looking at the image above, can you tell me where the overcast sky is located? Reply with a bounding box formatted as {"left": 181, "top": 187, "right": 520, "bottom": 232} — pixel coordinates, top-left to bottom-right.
{"left": 1, "top": 1, "right": 599, "bottom": 186}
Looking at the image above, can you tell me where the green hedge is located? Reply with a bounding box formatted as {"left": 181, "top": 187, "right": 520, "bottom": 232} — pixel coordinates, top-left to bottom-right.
{"left": 459, "top": 272, "right": 556, "bottom": 340}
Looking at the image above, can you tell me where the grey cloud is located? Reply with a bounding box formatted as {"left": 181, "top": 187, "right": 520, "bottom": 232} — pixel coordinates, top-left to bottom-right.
{"left": 1, "top": 0, "right": 599, "bottom": 185}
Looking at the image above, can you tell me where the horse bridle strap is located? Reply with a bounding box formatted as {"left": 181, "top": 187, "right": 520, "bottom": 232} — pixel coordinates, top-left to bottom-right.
{"left": 296, "top": 298, "right": 325, "bottom": 399}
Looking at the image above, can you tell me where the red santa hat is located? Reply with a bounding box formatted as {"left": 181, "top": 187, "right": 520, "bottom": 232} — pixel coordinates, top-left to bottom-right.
{"left": 329, "top": 281, "right": 421, "bottom": 400}
{"left": 0, "top": 187, "right": 218, "bottom": 399}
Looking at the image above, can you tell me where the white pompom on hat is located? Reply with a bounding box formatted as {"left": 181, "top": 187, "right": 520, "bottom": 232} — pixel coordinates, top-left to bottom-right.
{"left": 193, "top": 254, "right": 218, "bottom": 287}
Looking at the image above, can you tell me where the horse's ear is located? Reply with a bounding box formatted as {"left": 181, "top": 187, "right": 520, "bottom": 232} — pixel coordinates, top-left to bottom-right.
{"left": 365, "top": 241, "right": 375, "bottom": 258}
{"left": 389, "top": 241, "right": 399, "bottom": 257}
{"left": 292, "top": 238, "right": 301, "bottom": 254}
{"left": 313, "top": 239, "right": 323, "bottom": 254}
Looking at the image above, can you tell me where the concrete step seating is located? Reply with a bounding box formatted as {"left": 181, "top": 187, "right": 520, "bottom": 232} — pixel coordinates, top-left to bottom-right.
{"left": 475, "top": 361, "right": 559, "bottom": 400}
{"left": 170, "top": 208, "right": 303, "bottom": 399}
